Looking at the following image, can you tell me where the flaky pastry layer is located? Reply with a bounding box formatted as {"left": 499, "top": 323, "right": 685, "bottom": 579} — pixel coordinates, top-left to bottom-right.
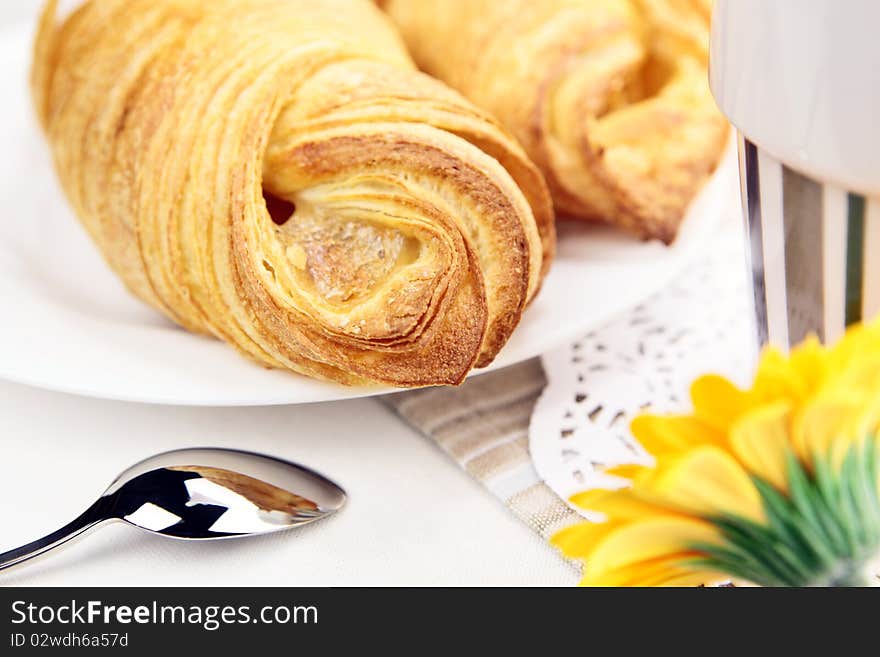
{"left": 33, "top": 0, "right": 554, "bottom": 387}
{"left": 382, "top": 0, "right": 729, "bottom": 243}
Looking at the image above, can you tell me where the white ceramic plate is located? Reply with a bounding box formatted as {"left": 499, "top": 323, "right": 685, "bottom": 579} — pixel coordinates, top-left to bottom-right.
{"left": 0, "top": 24, "right": 736, "bottom": 406}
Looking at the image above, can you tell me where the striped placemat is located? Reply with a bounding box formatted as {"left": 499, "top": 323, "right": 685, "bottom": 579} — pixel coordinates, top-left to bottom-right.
{"left": 382, "top": 359, "right": 582, "bottom": 548}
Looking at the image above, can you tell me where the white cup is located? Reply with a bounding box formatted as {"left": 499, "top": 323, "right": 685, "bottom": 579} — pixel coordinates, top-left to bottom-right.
{"left": 710, "top": 0, "right": 880, "bottom": 348}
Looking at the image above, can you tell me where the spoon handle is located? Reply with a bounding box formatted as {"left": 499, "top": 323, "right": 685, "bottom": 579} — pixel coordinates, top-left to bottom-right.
{"left": 0, "top": 498, "right": 111, "bottom": 572}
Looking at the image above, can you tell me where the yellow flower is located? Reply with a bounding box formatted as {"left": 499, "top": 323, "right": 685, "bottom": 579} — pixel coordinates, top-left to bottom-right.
{"left": 553, "top": 321, "right": 880, "bottom": 587}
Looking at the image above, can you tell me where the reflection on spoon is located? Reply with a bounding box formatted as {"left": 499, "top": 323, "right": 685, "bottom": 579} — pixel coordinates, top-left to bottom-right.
{"left": 0, "top": 448, "right": 347, "bottom": 572}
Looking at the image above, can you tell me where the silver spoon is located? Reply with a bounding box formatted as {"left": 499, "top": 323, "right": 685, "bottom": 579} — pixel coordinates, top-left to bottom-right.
{"left": 0, "top": 448, "right": 346, "bottom": 572}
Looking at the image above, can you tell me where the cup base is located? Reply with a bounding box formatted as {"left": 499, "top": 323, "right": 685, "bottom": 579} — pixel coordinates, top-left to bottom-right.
{"left": 737, "top": 133, "right": 879, "bottom": 350}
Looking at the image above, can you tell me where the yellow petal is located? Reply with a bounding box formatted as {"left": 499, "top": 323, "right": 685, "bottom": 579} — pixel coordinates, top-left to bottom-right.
{"left": 828, "top": 355, "right": 880, "bottom": 397}
{"left": 647, "top": 570, "right": 731, "bottom": 587}
{"left": 570, "top": 488, "right": 678, "bottom": 520}
{"left": 788, "top": 335, "right": 828, "bottom": 392}
{"left": 631, "top": 414, "right": 725, "bottom": 458}
{"left": 793, "top": 392, "right": 878, "bottom": 465}
{"left": 648, "top": 445, "right": 765, "bottom": 523}
{"left": 751, "top": 348, "right": 809, "bottom": 405}
{"left": 690, "top": 375, "right": 749, "bottom": 431}
{"left": 569, "top": 487, "right": 627, "bottom": 513}
{"left": 583, "top": 555, "right": 732, "bottom": 587}
{"left": 583, "top": 555, "right": 697, "bottom": 587}
{"left": 729, "top": 401, "right": 793, "bottom": 492}
{"left": 602, "top": 463, "right": 648, "bottom": 481}
{"left": 585, "top": 516, "right": 720, "bottom": 579}
{"left": 830, "top": 319, "right": 880, "bottom": 365}
{"left": 550, "top": 521, "right": 620, "bottom": 559}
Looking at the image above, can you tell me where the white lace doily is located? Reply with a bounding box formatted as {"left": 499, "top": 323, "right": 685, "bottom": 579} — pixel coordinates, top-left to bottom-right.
{"left": 529, "top": 220, "right": 755, "bottom": 516}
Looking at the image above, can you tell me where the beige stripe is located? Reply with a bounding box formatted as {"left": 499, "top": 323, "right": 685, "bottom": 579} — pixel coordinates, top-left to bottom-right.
{"left": 862, "top": 197, "right": 880, "bottom": 321}
{"left": 465, "top": 437, "right": 531, "bottom": 482}
{"left": 781, "top": 166, "right": 825, "bottom": 344}
{"left": 434, "top": 396, "right": 537, "bottom": 458}
{"left": 386, "top": 358, "right": 581, "bottom": 572}
{"left": 461, "top": 428, "right": 527, "bottom": 466}
{"left": 507, "top": 483, "right": 582, "bottom": 540}
{"left": 432, "top": 388, "right": 540, "bottom": 437}
{"left": 388, "top": 361, "right": 545, "bottom": 434}
{"left": 757, "top": 148, "right": 789, "bottom": 349}
{"left": 427, "top": 382, "right": 544, "bottom": 434}
{"left": 445, "top": 424, "right": 527, "bottom": 464}
{"left": 823, "top": 185, "right": 849, "bottom": 344}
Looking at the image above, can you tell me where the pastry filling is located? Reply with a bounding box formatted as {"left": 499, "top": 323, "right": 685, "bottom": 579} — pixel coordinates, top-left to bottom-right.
{"left": 270, "top": 197, "right": 421, "bottom": 305}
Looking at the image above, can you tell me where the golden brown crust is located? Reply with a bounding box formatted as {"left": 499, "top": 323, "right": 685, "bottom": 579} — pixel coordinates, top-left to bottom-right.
{"left": 382, "top": 0, "right": 729, "bottom": 243}
{"left": 33, "top": 0, "right": 554, "bottom": 387}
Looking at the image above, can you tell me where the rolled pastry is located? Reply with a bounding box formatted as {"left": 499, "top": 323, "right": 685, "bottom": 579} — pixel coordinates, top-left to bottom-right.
{"left": 381, "top": 0, "right": 729, "bottom": 243}
{"left": 32, "top": 0, "right": 554, "bottom": 387}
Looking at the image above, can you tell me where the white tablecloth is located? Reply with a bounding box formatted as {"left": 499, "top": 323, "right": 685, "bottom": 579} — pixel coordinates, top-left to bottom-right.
{"left": 0, "top": 379, "right": 577, "bottom": 586}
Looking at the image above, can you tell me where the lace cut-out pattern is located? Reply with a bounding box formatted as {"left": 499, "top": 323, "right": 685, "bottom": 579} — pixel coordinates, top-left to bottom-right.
{"left": 529, "top": 224, "right": 755, "bottom": 515}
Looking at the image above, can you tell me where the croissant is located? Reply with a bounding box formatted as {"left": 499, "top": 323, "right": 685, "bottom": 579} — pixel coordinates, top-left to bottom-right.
{"left": 32, "top": 0, "right": 554, "bottom": 387}
{"left": 380, "top": 0, "right": 729, "bottom": 243}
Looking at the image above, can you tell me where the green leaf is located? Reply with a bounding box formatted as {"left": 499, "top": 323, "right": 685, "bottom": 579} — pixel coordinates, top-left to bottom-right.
{"left": 752, "top": 476, "right": 833, "bottom": 569}
{"left": 785, "top": 450, "right": 849, "bottom": 557}
{"left": 687, "top": 542, "right": 784, "bottom": 587}
{"left": 687, "top": 439, "right": 880, "bottom": 586}
{"left": 839, "top": 445, "right": 867, "bottom": 547}
{"left": 859, "top": 438, "right": 880, "bottom": 546}
{"left": 710, "top": 515, "right": 806, "bottom": 586}
{"left": 814, "top": 453, "right": 860, "bottom": 554}
{"left": 855, "top": 439, "right": 880, "bottom": 545}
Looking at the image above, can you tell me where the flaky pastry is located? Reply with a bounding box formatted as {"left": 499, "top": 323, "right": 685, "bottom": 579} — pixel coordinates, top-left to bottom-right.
{"left": 32, "top": 0, "right": 554, "bottom": 387}
{"left": 382, "top": 0, "right": 729, "bottom": 243}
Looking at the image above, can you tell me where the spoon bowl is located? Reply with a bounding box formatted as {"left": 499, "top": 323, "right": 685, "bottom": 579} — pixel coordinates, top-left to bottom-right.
{"left": 0, "top": 448, "right": 346, "bottom": 571}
